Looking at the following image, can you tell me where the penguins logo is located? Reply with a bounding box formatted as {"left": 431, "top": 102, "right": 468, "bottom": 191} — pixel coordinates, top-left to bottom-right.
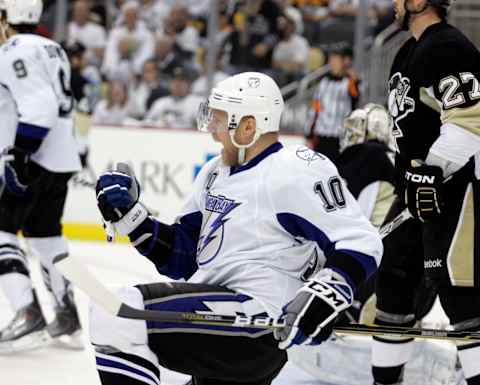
{"left": 388, "top": 72, "right": 415, "bottom": 131}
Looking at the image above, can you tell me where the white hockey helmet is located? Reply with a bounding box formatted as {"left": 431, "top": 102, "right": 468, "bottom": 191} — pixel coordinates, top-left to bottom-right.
{"left": 340, "top": 103, "right": 393, "bottom": 152}
{"left": 198, "top": 72, "right": 284, "bottom": 135}
{"left": 4, "top": 0, "right": 43, "bottom": 25}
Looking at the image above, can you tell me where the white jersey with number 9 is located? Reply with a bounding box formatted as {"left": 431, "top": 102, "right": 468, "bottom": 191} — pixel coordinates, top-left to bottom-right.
{"left": 0, "top": 33, "right": 81, "bottom": 173}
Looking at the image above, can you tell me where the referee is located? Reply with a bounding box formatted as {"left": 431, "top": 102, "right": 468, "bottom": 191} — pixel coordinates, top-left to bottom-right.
{"left": 304, "top": 43, "right": 359, "bottom": 163}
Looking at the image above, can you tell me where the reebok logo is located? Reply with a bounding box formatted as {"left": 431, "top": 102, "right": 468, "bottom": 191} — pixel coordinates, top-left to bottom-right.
{"left": 424, "top": 259, "right": 442, "bottom": 269}
{"left": 405, "top": 171, "right": 435, "bottom": 184}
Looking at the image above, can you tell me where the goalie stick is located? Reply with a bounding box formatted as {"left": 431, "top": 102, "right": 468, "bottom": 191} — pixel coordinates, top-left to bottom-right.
{"left": 53, "top": 209, "right": 421, "bottom": 337}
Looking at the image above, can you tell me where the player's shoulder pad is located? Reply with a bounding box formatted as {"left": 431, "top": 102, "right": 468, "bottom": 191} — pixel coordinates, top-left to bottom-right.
{"left": 280, "top": 144, "right": 337, "bottom": 170}
{"left": 1, "top": 34, "right": 63, "bottom": 60}
{"left": 268, "top": 145, "right": 338, "bottom": 186}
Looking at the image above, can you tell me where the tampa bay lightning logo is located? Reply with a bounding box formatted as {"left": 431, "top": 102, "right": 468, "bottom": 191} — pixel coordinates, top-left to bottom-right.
{"left": 197, "top": 193, "right": 241, "bottom": 266}
{"left": 296, "top": 146, "right": 324, "bottom": 164}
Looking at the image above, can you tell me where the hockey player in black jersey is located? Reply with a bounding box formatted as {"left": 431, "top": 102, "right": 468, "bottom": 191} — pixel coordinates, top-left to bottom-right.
{"left": 372, "top": 0, "right": 480, "bottom": 384}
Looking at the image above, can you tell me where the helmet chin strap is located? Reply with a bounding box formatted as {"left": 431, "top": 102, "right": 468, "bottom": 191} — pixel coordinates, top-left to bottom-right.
{"left": 402, "top": 0, "right": 430, "bottom": 30}
{"left": 229, "top": 129, "right": 262, "bottom": 165}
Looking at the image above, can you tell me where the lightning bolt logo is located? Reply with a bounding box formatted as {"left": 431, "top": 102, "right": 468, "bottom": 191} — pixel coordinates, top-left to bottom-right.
{"left": 198, "top": 196, "right": 240, "bottom": 266}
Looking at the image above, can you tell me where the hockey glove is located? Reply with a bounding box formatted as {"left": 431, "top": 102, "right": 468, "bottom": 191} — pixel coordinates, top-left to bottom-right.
{"left": 274, "top": 269, "right": 353, "bottom": 350}
{"left": 3, "top": 147, "right": 33, "bottom": 197}
{"left": 405, "top": 164, "right": 444, "bottom": 222}
{"left": 96, "top": 163, "right": 149, "bottom": 236}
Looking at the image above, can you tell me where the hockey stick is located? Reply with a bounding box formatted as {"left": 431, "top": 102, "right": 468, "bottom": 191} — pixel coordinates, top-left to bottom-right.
{"left": 53, "top": 209, "right": 412, "bottom": 322}
{"left": 333, "top": 324, "right": 480, "bottom": 341}
{"left": 52, "top": 253, "right": 480, "bottom": 341}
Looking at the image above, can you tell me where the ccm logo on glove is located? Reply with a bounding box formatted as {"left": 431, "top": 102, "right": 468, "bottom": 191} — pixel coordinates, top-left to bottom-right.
{"left": 307, "top": 280, "right": 349, "bottom": 307}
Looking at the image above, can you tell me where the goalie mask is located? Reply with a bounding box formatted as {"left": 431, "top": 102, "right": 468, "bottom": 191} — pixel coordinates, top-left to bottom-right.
{"left": 340, "top": 104, "right": 393, "bottom": 152}
{"left": 197, "top": 72, "right": 284, "bottom": 164}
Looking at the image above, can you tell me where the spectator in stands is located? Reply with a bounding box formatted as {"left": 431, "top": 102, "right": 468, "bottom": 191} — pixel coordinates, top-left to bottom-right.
{"left": 67, "top": 0, "right": 107, "bottom": 68}
{"left": 191, "top": 49, "right": 228, "bottom": 96}
{"left": 292, "top": 0, "right": 330, "bottom": 44}
{"left": 102, "top": 1, "right": 155, "bottom": 81}
{"left": 272, "top": 15, "right": 309, "bottom": 85}
{"left": 158, "top": 5, "right": 200, "bottom": 60}
{"left": 130, "top": 59, "right": 169, "bottom": 119}
{"left": 275, "top": 0, "right": 304, "bottom": 34}
{"left": 65, "top": 42, "right": 102, "bottom": 114}
{"left": 225, "top": 0, "right": 283, "bottom": 73}
{"left": 153, "top": 36, "right": 190, "bottom": 84}
{"left": 92, "top": 80, "right": 136, "bottom": 125}
{"left": 315, "top": 0, "right": 393, "bottom": 45}
{"left": 138, "top": 0, "right": 171, "bottom": 32}
{"left": 304, "top": 43, "right": 359, "bottom": 163}
{"left": 144, "top": 67, "right": 202, "bottom": 129}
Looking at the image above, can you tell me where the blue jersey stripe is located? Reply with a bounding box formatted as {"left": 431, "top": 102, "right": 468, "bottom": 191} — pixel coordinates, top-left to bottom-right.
{"left": 17, "top": 122, "right": 49, "bottom": 139}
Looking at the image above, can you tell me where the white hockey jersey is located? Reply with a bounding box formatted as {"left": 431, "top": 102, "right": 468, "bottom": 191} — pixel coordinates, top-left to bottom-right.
{"left": 138, "top": 143, "right": 383, "bottom": 318}
{"left": 0, "top": 34, "right": 81, "bottom": 173}
{"left": 0, "top": 84, "right": 17, "bottom": 152}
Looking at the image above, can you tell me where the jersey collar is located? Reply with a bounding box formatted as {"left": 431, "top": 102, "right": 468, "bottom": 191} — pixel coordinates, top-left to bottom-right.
{"left": 418, "top": 20, "right": 447, "bottom": 42}
{"left": 230, "top": 142, "right": 283, "bottom": 176}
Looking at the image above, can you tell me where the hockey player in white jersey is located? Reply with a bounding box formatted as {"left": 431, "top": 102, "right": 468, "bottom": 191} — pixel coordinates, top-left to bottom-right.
{"left": 0, "top": 0, "right": 83, "bottom": 351}
{"left": 90, "top": 72, "right": 383, "bottom": 385}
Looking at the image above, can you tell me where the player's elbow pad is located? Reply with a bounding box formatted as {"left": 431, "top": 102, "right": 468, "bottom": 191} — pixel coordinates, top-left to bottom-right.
{"left": 15, "top": 122, "right": 50, "bottom": 154}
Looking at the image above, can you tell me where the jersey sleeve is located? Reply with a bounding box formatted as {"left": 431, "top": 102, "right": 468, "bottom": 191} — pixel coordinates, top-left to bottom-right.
{"left": 0, "top": 85, "right": 17, "bottom": 152}
{"left": 0, "top": 42, "right": 60, "bottom": 154}
{"left": 424, "top": 38, "right": 480, "bottom": 173}
{"left": 429, "top": 39, "right": 480, "bottom": 129}
{"left": 269, "top": 150, "right": 383, "bottom": 291}
{"left": 128, "top": 158, "right": 219, "bottom": 280}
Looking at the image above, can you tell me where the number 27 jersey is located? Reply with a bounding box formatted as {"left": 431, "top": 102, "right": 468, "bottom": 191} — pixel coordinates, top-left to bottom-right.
{"left": 0, "top": 34, "right": 81, "bottom": 172}
{"left": 388, "top": 22, "right": 480, "bottom": 162}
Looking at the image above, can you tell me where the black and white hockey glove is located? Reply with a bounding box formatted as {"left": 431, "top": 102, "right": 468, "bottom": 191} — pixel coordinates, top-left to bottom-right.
{"left": 405, "top": 164, "right": 444, "bottom": 222}
{"left": 3, "top": 147, "right": 33, "bottom": 197}
{"left": 96, "top": 163, "right": 148, "bottom": 236}
{"left": 274, "top": 269, "right": 353, "bottom": 350}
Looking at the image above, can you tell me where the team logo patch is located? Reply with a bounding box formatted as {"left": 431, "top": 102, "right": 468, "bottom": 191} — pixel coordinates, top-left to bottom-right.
{"left": 197, "top": 194, "right": 241, "bottom": 266}
{"left": 247, "top": 77, "right": 260, "bottom": 88}
{"left": 388, "top": 73, "right": 415, "bottom": 147}
{"left": 296, "top": 146, "right": 324, "bottom": 164}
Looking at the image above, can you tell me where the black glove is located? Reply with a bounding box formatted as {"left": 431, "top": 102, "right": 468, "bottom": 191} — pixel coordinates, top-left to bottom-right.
{"left": 3, "top": 147, "right": 34, "bottom": 197}
{"left": 274, "top": 270, "right": 353, "bottom": 350}
{"left": 96, "top": 163, "right": 148, "bottom": 236}
{"left": 405, "top": 164, "right": 444, "bottom": 222}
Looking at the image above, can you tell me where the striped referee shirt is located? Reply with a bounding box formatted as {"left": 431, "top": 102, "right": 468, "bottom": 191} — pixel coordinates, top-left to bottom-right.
{"left": 304, "top": 73, "right": 359, "bottom": 138}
